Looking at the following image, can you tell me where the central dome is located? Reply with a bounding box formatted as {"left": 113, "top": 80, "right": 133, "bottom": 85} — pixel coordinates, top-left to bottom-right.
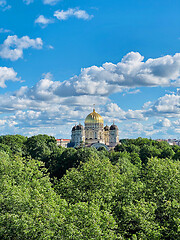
{"left": 85, "top": 109, "right": 104, "bottom": 124}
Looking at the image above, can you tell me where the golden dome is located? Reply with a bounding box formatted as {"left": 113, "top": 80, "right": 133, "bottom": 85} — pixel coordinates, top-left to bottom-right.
{"left": 85, "top": 109, "right": 104, "bottom": 124}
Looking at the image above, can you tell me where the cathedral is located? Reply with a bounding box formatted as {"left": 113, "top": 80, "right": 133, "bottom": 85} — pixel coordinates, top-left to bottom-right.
{"left": 70, "top": 108, "right": 119, "bottom": 149}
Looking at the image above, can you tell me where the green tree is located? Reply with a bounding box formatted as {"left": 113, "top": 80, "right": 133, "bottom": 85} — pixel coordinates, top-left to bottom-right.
{"left": 139, "top": 145, "right": 161, "bottom": 164}
{"left": 48, "top": 147, "right": 103, "bottom": 179}
{"left": 173, "top": 149, "right": 180, "bottom": 160}
{"left": 62, "top": 202, "right": 118, "bottom": 240}
{"left": 0, "top": 151, "right": 67, "bottom": 239}
{"left": 0, "top": 151, "right": 119, "bottom": 239}
{"left": 160, "top": 146, "right": 175, "bottom": 159}
{"left": 55, "top": 157, "right": 122, "bottom": 206}
{"left": 142, "top": 157, "right": 180, "bottom": 239}
{"left": 25, "top": 134, "right": 57, "bottom": 160}
{"left": 0, "top": 135, "right": 27, "bottom": 156}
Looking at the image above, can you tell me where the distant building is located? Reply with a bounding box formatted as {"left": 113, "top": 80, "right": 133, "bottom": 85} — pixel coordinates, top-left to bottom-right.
{"left": 156, "top": 139, "right": 180, "bottom": 146}
{"left": 56, "top": 139, "right": 70, "bottom": 148}
{"left": 70, "top": 108, "right": 119, "bottom": 149}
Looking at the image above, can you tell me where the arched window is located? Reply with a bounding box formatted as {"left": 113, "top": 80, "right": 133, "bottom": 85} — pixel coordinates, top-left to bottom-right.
{"left": 90, "top": 131, "right": 93, "bottom": 139}
{"left": 95, "top": 132, "right": 97, "bottom": 139}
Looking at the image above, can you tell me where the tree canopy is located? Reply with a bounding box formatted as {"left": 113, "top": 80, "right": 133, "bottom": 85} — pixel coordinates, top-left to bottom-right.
{"left": 0, "top": 134, "right": 179, "bottom": 239}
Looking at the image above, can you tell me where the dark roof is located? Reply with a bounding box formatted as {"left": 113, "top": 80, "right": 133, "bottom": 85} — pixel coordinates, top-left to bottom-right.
{"left": 76, "top": 124, "right": 84, "bottom": 130}
{"left": 104, "top": 125, "right": 110, "bottom": 131}
{"left": 110, "top": 124, "right": 118, "bottom": 130}
{"left": 72, "top": 126, "right": 77, "bottom": 131}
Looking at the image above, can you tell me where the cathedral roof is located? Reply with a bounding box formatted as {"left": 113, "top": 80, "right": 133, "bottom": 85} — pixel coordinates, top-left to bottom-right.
{"left": 104, "top": 125, "right": 110, "bottom": 131}
{"left": 76, "top": 124, "right": 84, "bottom": 130}
{"left": 72, "top": 125, "right": 76, "bottom": 131}
{"left": 110, "top": 124, "right": 118, "bottom": 130}
{"left": 85, "top": 108, "right": 104, "bottom": 124}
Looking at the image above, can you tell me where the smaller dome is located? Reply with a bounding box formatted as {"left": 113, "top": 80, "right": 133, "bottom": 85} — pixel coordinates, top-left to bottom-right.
{"left": 110, "top": 124, "right": 118, "bottom": 130}
{"left": 76, "top": 124, "right": 84, "bottom": 130}
{"left": 72, "top": 125, "right": 77, "bottom": 131}
{"left": 104, "top": 125, "right": 110, "bottom": 131}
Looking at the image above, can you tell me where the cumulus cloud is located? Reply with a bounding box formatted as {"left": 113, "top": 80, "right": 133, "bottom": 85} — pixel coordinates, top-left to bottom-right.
{"left": 35, "top": 15, "right": 54, "bottom": 27}
{"left": 1, "top": 52, "right": 180, "bottom": 137}
{"left": 39, "top": 52, "right": 180, "bottom": 100}
{"left": 54, "top": 8, "right": 93, "bottom": 21}
{"left": 0, "top": 67, "right": 19, "bottom": 88}
{"left": 0, "top": 75, "right": 179, "bottom": 138}
{"left": 146, "top": 91, "right": 180, "bottom": 117}
{"left": 45, "top": 52, "right": 180, "bottom": 100}
{"left": 0, "top": 72, "right": 143, "bottom": 132}
{"left": 0, "top": 35, "right": 43, "bottom": 61}
{"left": 101, "top": 103, "right": 146, "bottom": 124}
{"left": 71, "top": 52, "right": 180, "bottom": 89}
{"left": 154, "top": 118, "right": 172, "bottom": 128}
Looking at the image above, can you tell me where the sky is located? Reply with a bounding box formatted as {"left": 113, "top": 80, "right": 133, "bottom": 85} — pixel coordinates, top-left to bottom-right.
{"left": 0, "top": 0, "right": 180, "bottom": 139}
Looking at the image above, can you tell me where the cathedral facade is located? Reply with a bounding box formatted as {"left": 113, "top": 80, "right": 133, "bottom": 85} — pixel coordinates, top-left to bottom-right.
{"left": 71, "top": 108, "right": 119, "bottom": 149}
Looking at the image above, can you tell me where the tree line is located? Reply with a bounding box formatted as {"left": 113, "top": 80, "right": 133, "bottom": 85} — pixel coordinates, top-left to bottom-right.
{"left": 0, "top": 134, "right": 179, "bottom": 239}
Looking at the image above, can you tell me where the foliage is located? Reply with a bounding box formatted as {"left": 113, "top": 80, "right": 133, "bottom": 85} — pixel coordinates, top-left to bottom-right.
{"left": 0, "top": 151, "right": 118, "bottom": 239}
{"left": 0, "top": 135, "right": 179, "bottom": 239}
{"left": 25, "top": 134, "right": 57, "bottom": 160}
{"left": 0, "top": 135, "right": 27, "bottom": 156}
{"left": 0, "top": 151, "right": 66, "bottom": 239}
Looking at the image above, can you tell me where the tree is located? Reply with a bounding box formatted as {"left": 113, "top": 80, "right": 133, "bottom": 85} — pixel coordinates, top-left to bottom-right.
{"left": 25, "top": 134, "right": 57, "bottom": 160}
{"left": 139, "top": 145, "right": 161, "bottom": 164}
{"left": 62, "top": 202, "right": 118, "bottom": 240}
{"left": 0, "top": 151, "right": 119, "bottom": 239}
{"left": 47, "top": 147, "right": 103, "bottom": 179}
{"left": 0, "top": 151, "right": 67, "bottom": 239}
{"left": 0, "top": 135, "right": 27, "bottom": 156}
{"left": 160, "top": 146, "right": 175, "bottom": 159}
{"left": 173, "top": 149, "right": 180, "bottom": 160}
{"left": 55, "top": 157, "right": 122, "bottom": 206}
{"left": 142, "top": 157, "right": 180, "bottom": 239}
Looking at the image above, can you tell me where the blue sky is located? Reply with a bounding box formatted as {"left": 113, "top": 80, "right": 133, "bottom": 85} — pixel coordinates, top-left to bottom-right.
{"left": 0, "top": 0, "right": 180, "bottom": 139}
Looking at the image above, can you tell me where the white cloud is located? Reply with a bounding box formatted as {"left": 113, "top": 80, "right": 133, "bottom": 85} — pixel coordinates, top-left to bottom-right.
{"left": 173, "top": 119, "right": 180, "bottom": 126}
{"left": 122, "top": 89, "right": 140, "bottom": 96}
{"left": 147, "top": 91, "right": 180, "bottom": 117}
{"left": 73, "top": 52, "right": 180, "bottom": 88}
{"left": 0, "top": 67, "right": 19, "bottom": 88}
{"left": 54, "top": 8, "right": 93, "bottom": 21}
{"left": 0, "top": 35, "right": 43, "bottom": 61}
{"left": 23, "top": 0, "right": 34, "bottom": 4}
{"left": 48, "top": 45, "right": 54, "bottom": 49}
{"left": 0, "top": 0, "right": 6, "bottom": 6}
{"left": 46, "top": 52, "right": 180, "bottom": 100}
{"left": 0, "top": 75, "right": 179, "bottom": 138}
{"left": 49, "top": 52, "right": 180, "bottom": 100}
{"left": 102, "top": 103, "right": 146, "bottom": 123}
{"left": 23, "top": 0, "right": 62, "bottom": 5}
{"left": 0, "top": 119, "right": 6, "bottom": 125}
{"left": 0, "top": 28, "right": 11, "bottom": 33}
{"left": 154, "top": 118, "right": 171, "bottom": 128}
{"left": 0, "top": 0, "right": 11, "bottom": 11}
{"left": 35, "top": 15, "right": 54, "bottom": 27}
{"left": 43, "top": 0, "right": 60, "bottom": 5}
{"left": 1, "top": 52, "right": 180, "bottom": 138}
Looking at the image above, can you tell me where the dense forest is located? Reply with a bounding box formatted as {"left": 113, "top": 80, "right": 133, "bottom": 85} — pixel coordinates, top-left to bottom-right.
{"left": 0, "top": 134, "right": 179, "bottom": 239}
